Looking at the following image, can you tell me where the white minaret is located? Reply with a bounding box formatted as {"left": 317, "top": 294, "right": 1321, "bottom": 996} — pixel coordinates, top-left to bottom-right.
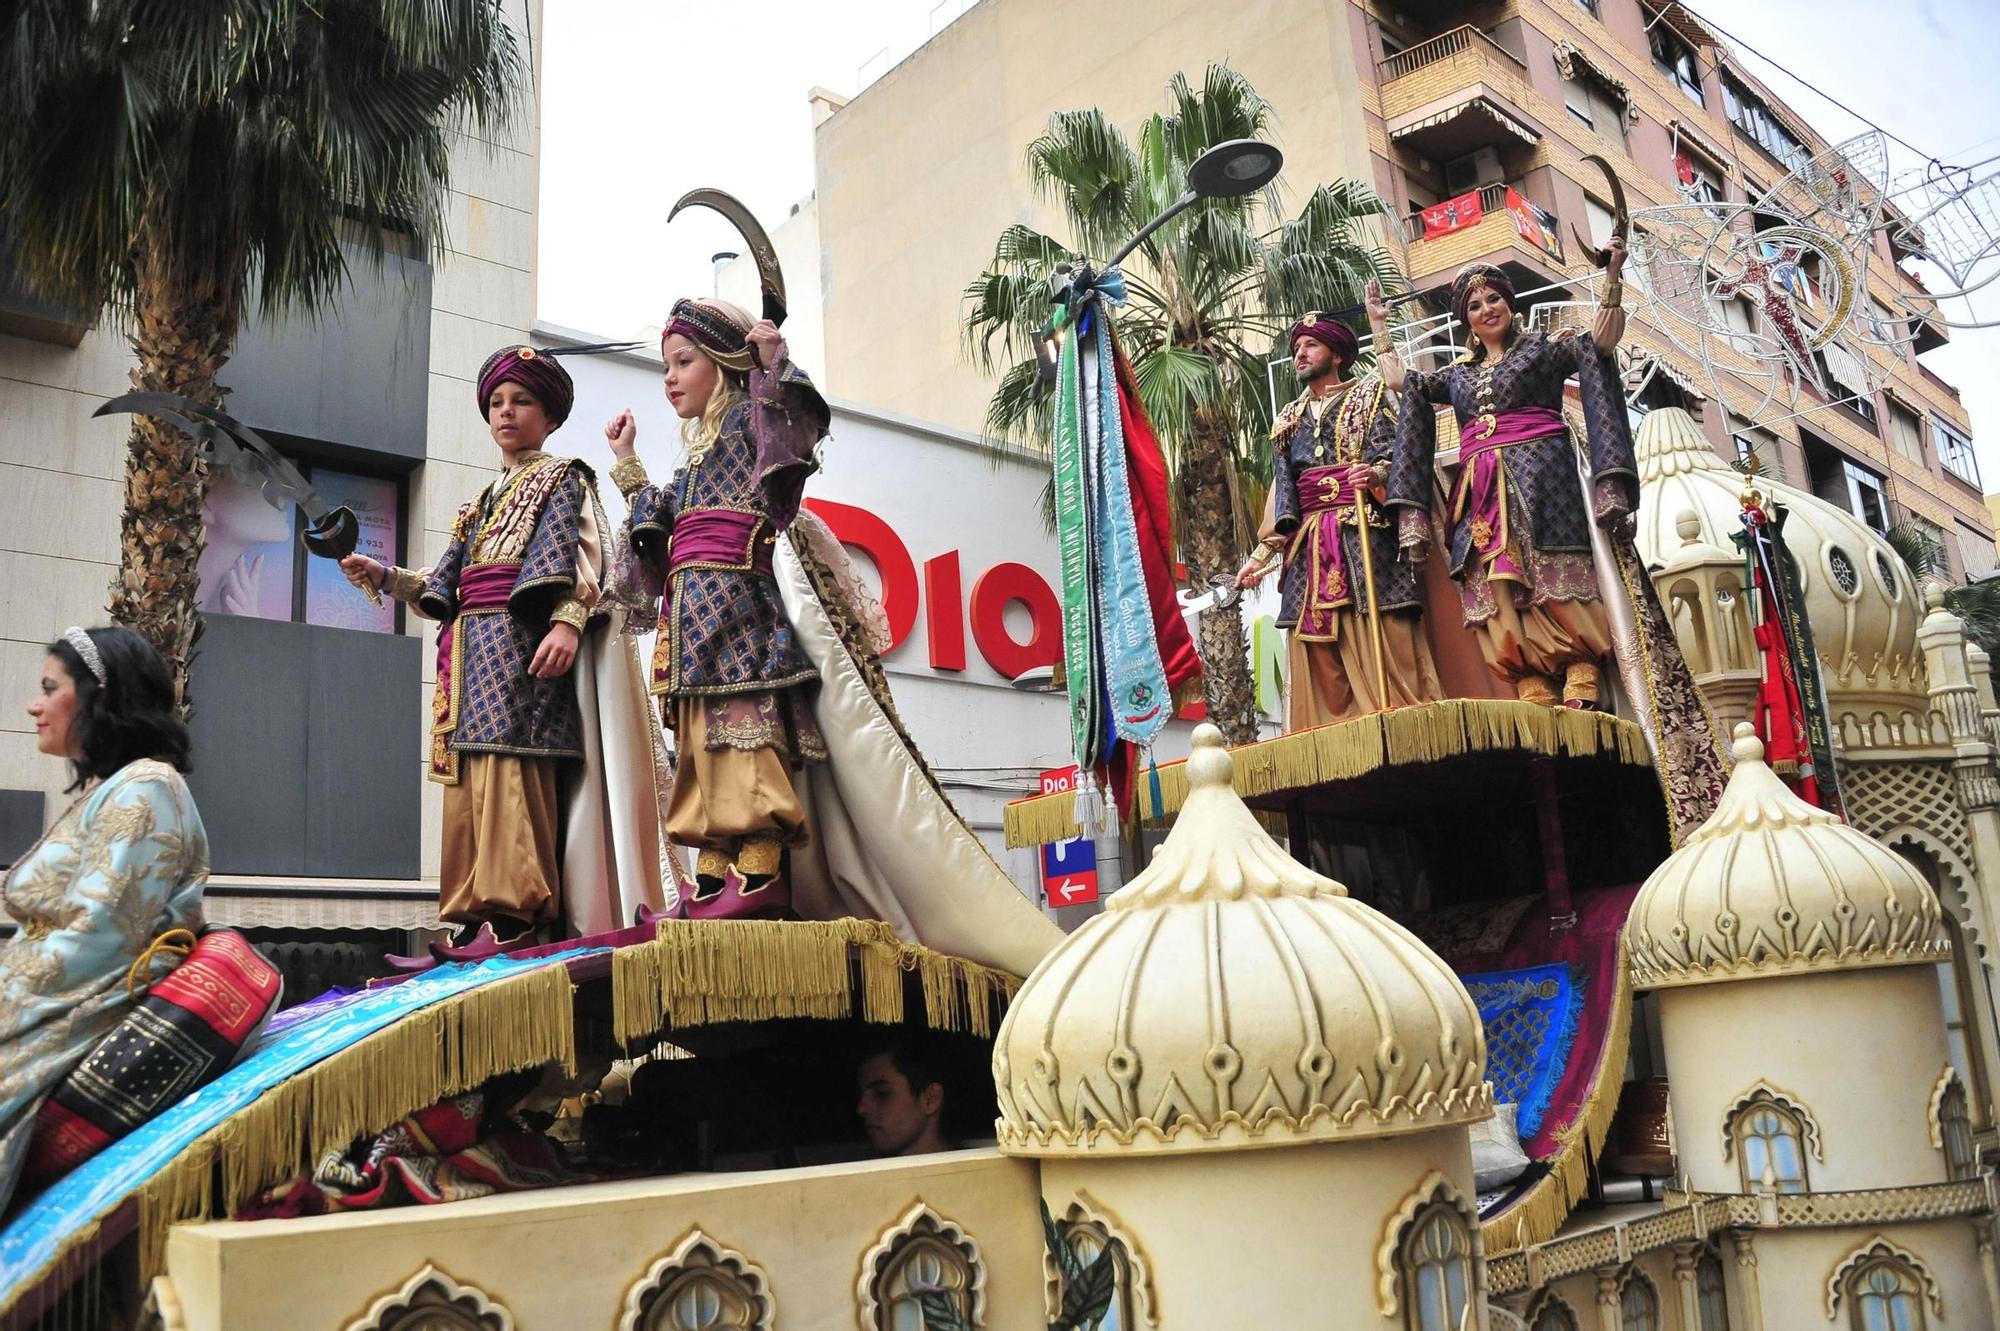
{"left": 1625, "top": 722, "right": 1998, "bottom": 1330}
{"left": 994, "top": 724, "right": 1495, "bottom": 1329}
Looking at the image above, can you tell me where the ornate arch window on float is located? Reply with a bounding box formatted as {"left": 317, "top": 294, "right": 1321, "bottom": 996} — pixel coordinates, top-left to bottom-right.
{"left": 857, "top": 1203, "right": 986, "bottom": 1331}
{"left": 1378, "top": 1173, "right": 1481, "bottom": 1331}
{"left": 1721, "top": 1084, "right": 1823, "bottom": 1194}
{"left": 343, "top": 1265, "right": 514, "bottom": 1331}
{"left": 1927, "top": 1066, "right": 1977, "bottom": 1180}
{"left": 1528, "top": 1290, "right": 1581, "bottom": 1331}
{"left": 1826, "top": 1237, "right": 1943, "bottom": 1329}
{"left": 1618, "top": 1269, "right": 1662, "bottom": 1331}
{"left": 1696, "top": 1248, "right": 1730, "bottom": 1331}
{"left": 1043, "top": 1196, "right": 1156, "bottom": 1330}
{"left": 618, "top": 1230, "right": 776, "bottom": 1331}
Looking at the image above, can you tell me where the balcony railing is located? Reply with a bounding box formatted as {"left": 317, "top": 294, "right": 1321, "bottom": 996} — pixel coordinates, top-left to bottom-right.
{"left": 1379, "top": 24, "right": 1526, "bottom": 82}
{"left": 1403, "top": 183, "right": 1510, "bottom": 243}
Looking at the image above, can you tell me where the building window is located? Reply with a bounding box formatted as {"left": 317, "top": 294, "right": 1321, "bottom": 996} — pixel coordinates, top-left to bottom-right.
{"left": 1677, "top": 150, "right": 1724, "bottom": 203}
{"left": 1532, "top": 1294, "right": 1581, "bottom": 1331}
{"left": 1887, "top": 400, "right": 1927, "bottom": 464}
{"left": 1836, "top": 457, "right": 1890, "bottom": 535}
{"left": 619, "top": 1232, "right": 774, "bottom": 1331}
{"left": 1649, "top": 21, "right": 1704, "bottom": 105}
{"left": 1564, "top": 68, "right": 1627, "bottom": 143}
{"left": 1400, "top": 1204, "right": 1473, "bottom": 1331}
{"left": 198, "top": 456, "right": 403, "bottom": 633}
{"left": 860, "top": 1206, "right": 984, "bottom": 1331}
{"left": 1909, "top": 516, "right": 1954, "bottom": 579}
{"left": 1830, "top": 1240, "right": 1941, "bottom": 1331}
{"left": 1697, "top": 1250, "right": 1730, "bottom": 1330}
{"left": 1730, "top": 1097, "right": 1811, "bottom": 1192}
{"left": 1587, "top": 197, "right": 1650, "bottom": 297}
{"left": 1573, "top": 0, "right": 1599, "bottom": 14}
{"left": 1812, "top": 341, "right": 1877, "bottom": 428}
{"left": 1733, "top": 417, "right": 1788, "bottom": 485}
{"left": 1058, "top": 1219, "right": 1138, "bottom": 1331}
{"left": 1956, "top": 521, "right": 1998, "bottom": 582}
{"left": 1724, "top": 74, "right": 1809, "bottom": 173}
{"left": 1620, "top": 1271, "right": 1662, "bottom": 1331}
{"left": 1933, "top": 415, "right": 1980, "bottom": 488}
{"left": 1938, "top": 1074, "right": 1977, "bottom": 1179}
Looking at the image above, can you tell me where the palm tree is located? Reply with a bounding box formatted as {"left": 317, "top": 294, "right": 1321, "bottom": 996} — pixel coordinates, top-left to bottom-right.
{"left": 0, "top": 0, "right": 524, "bottom": 706}
{"left": 962, "top": 66, "right": 1401, "bottom": 744}
{"left": 1885, "top": 522, "right": 2000, "bottom": 657}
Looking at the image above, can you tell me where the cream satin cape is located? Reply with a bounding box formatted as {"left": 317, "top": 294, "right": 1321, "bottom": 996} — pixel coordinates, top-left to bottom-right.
{"left": 561, "top": 612, "right": 671, "bottom": 934}
{"left": 771, "top": 524, "right": 1064, "bottom": 980}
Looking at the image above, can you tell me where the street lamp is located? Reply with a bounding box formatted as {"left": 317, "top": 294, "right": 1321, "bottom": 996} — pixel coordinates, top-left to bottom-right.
{"left": 1035, "top": 138, "right": 1285, "bottom": 384}
{"left": 1108, "top": 137, "right": 1285, "bottom": 267}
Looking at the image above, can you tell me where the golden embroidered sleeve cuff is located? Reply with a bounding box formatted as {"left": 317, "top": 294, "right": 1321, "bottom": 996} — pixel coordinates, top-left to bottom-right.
{"left": 380, "top": 565, "right": 428, "bottom": 603}
{"left": 609, "top": 455, "right": 651, "bottom": 497}
{"left": 549, "top": 598, "right": 590, "bottom": 632}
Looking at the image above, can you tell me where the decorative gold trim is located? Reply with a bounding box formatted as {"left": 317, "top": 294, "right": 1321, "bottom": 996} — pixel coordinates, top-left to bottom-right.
{"left": 1041, "top": 1191, "right": 1159, "bottom": 1329}
{"left": 1375, "top": 1170, "right": 1483, "bottom": 1318}
{"left": 548, "top": 597, "right": 590, "bottom": 632}
{"left": 1926, "top": 1065, "right": 1961, "bottom": 1150}
{"left": 610, "top": 454, "right": 651, "bottom": 497}
{"left": 342, "top": 1264, "right": 514, "bottom": 1331}
{"left": 381, "top": 565, "right": 428, "bottom": 603}
{"left": 1004, "top": 699, "right": 1651, "bottom": 847}
{"left": 616, "top": 1228, "right": 776, "bottom": 1331}
{"left": 610, "top": 918, "right": 1023, "bottom": 1046}
{"left": 855, "top": 1202, "right": 987, "bottom": 1331}
{"left": 1824, "top": 1235, "right": 1946, "bottom": 1320}
{"left": 1720, "top": 1080, "right": 1825, "bottom": 1163}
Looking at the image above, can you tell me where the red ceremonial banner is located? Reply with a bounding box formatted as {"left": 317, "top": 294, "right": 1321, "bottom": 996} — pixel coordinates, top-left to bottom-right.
{"left": 1420, "top": 189, "right": 1485, "bottom": 239}
{"left": 1504, "top": 187, "right": 1566, "bottom": 264}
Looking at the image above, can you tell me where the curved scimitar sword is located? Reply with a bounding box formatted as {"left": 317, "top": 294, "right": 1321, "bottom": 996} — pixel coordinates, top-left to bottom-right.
{"left": 1569, "top": 153, "right": 1631, "bottom": 270}
{"left": 668, "top": 187, "right": 787, "bottom": 328}
{"left": 94, "top": 392, "right": 380, "bottom": 605}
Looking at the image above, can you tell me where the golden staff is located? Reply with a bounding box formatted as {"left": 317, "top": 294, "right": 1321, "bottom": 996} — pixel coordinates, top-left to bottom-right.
{"left": 1352, "top": 485, "right": 1390, "bottom": 707}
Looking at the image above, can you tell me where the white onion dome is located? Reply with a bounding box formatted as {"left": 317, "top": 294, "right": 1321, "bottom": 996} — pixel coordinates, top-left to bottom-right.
{"left": 992, "top": 725, "right": 1490, "bottom": 1156}
{"left": 1624, "top": 722, "right": 1948, "bottom": 989}
{"left": 1634, "top": 407, "right": 1923, "bottom": 700}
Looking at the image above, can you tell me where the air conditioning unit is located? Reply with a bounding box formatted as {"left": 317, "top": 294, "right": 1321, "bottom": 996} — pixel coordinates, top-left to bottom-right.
{"left": 1444, "top": 147, "right": 1503, "bottom": 195}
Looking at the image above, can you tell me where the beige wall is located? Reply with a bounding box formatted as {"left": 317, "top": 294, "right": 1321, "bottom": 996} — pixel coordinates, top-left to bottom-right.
{"left": 1042, "top": 1129, "right": 1478, "bottom": 1329}
{"left": 1657, "top": 967, "right": 1953, "bottom": 1196}
{"left": 1750, "top": 1221, "right": 1991, "bottom": 1331}
{"left": 812, "top": 0, "right": 1377, "bottom": 439}
{"left": 0, "top": 1, "right": 542, "bottom": 885}
{"left": 165, "top": 1149, "right": 1045, "bottom": 1331}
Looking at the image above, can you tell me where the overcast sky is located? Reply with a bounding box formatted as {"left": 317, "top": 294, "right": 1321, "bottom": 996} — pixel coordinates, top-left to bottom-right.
{"left": 537, "top": 0, "right": 2000, "bottom": 479}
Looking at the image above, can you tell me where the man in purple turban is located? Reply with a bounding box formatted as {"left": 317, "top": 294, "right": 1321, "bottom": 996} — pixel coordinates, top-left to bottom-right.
{"left": 1237, "top": 284, "right": 1441, "bottom": 727}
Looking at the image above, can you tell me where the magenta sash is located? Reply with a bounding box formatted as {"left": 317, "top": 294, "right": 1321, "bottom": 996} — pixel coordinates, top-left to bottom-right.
{"left": 431, "top": 563, "right": 521, "bottom": 777}
{"left": 1451, "top": 406, "right": 1565, "bottom": 582}
{"left": 669, "top": 508, "right": 774, "bottom": 577}
{"left": 1291, "top": 465, "right": 1374, "bottom": 638}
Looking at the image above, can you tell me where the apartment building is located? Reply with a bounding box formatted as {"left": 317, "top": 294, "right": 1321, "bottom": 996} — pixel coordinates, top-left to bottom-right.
{"left": 1358, "top": 0, "right": 1990, "bottom": 575}
{"left": 800, "top": 0, "right": 1989, "bottom": 574}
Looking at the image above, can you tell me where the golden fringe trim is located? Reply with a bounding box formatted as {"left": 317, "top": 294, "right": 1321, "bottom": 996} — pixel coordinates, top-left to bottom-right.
{"left": 0, "top": 958, "right": 583, "bottom": 1322}
{"left": 611, "top": 918, "right": 1023, "bottom": 1048}
{"left": 1002, "top": 699, "right": 1654, "bottom": 848}
{"left": 1481, "top": 940, "right": 1637, "bottom": 1256}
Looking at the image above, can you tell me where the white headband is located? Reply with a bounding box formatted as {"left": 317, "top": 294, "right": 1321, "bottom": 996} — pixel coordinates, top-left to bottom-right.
{"left": 63, "top": 627, "right": 106, "bottom": 686}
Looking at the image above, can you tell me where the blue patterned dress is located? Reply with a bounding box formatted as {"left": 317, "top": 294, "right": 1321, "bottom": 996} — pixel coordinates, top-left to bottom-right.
{"left": 0, "top": 760, "right": 207, "bottom": 1209}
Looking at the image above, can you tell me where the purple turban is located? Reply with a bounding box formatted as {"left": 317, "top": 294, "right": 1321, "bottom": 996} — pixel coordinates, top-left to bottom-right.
{"left": 663, "top": 297, "right": 757, "bottom": 374}
{"left": 1450, "top": 263, "right": 1516, "bottom": 331}
{"left": 1288, "top": 314, "right": 1360, "bottom": 370}
{"left": 475, "top": 346, "right": 576, "bottom": 427}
